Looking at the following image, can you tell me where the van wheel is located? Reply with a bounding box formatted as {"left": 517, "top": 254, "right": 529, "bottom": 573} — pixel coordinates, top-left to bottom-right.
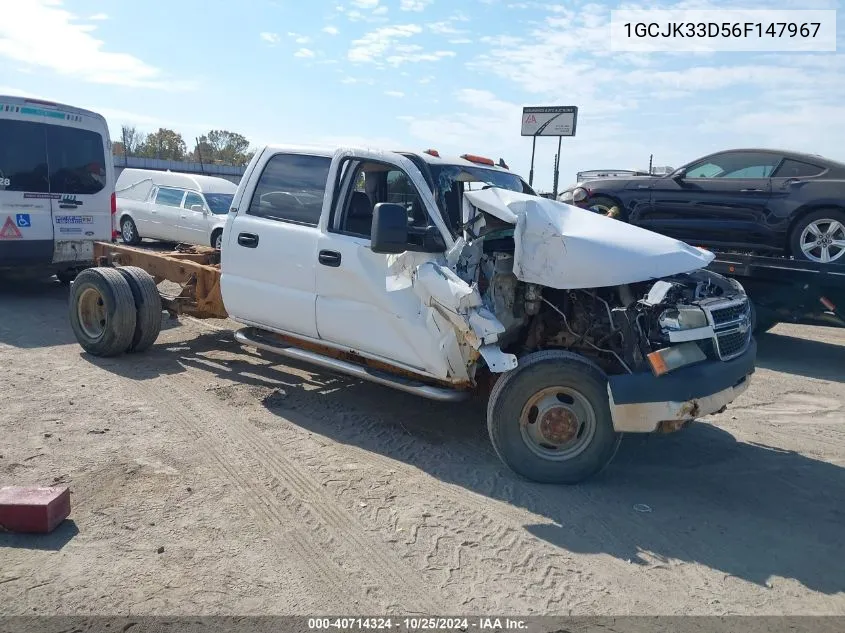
{"left": 211, "top": 229, "right": 223, "bottom": 250}
{"left": 69, "top": 268, "right": 137, "bottom": 357}
{"left": 56, "top": 268, "right": 79, "bottom": 284}
{"left": 120, "top": 217, "right": 141, "bottom": 245}
{"left": 487, "top": 350, "right": 621, "bottom": 484}
{"left": 117, "top": 266, "right": 163, "bottom": 353}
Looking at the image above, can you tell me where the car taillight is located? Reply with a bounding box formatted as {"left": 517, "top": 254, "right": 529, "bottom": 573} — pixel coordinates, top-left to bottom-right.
{"left": 110, "top": 192, "right": 118, "bottom": 240}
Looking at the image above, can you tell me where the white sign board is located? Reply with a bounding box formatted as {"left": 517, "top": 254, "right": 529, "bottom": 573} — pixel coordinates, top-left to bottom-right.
{"left": 521, "top": 106, "right": 578, "bottom": 137}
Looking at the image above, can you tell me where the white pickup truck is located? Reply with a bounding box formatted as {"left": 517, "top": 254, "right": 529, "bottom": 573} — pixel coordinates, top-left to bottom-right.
{"left": 67, "top": 145, "right": 757, "bottom": 484}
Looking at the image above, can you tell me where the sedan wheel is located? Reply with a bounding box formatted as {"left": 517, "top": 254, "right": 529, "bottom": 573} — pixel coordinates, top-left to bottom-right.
{"left": 796, "top": 214, "right": 845, "bottom": 264}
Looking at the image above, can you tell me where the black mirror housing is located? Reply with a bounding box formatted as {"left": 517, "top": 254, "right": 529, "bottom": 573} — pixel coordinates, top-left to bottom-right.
{"left": 370, "top": 203, "right": 409, "bottom": 254}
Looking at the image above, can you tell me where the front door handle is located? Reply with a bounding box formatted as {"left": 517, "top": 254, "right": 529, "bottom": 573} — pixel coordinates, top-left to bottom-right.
{"left": 740, "top": 188, "right": 764, "bottom": 192}
{"left": 237, "top": 232, "right": 259, "bottom": 248}
{"left": 318, "top": 250, "right": 342, "bottom": 267}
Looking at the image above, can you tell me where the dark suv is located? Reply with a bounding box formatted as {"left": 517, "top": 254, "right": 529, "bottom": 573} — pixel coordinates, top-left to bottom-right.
{"left": 559, "top": 148, "right": 845, "bottom": 265}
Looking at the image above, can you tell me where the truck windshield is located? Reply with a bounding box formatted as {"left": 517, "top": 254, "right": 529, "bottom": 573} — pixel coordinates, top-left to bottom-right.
{"left": 205, "top": 193, "right": 235, "bottom": 214}
{"left": 427, "top": 164, "right": 535, "bottom": 233}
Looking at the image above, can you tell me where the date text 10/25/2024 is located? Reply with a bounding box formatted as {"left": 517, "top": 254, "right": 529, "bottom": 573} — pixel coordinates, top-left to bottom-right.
{"left": 308, "top": 617, "right": 528, "bottom": 631}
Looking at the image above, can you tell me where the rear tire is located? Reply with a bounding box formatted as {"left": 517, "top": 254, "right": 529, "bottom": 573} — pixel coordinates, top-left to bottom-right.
{"left": 120, "top": 216, "right": 141, "bottom": 246}
{"left": 117, "top": 266, "right": 163, "bottom": 353}
{"left": 211, "top": 229, "right": 223, "bottom": 250}
{"left": 790, "top": 208, "right": 845, "bottom": 265}
{"left": 69, "top": 267, "right": 137, "bottom": 357}
{"left": 487, "top": 350, "right": 621, "bottom": 484}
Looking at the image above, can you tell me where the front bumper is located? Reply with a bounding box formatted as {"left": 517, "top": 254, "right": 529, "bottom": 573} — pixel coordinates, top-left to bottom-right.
{"left": 606, "top": 338, "right": 756, "bottom": 433}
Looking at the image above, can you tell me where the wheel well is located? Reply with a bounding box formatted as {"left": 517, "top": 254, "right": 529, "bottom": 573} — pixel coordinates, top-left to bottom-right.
{"left": 119, "top": 213, "right": 134, "bottom": 225}
{"left": 785, "top": 204, "right": 845, "bottom": 255}
{"left": 210, "top": 227, "right": 223, "bottom": 244}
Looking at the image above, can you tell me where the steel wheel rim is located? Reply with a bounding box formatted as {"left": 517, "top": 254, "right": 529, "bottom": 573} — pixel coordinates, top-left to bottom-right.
{"left": 519, "top": 386, "right": 597, "bottom": 461}
{"left": 799, "top": 219, "right": 845, "bottom": 263}
{"left": 77, "top": 287, "right": 107, "bottom": 340}
{"left": 122, "top": 220, "right": 134, "bottom": 242}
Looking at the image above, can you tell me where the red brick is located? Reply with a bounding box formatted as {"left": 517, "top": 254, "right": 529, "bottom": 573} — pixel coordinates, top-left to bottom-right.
{"left": 0, "top": 486, "right": 71, "bottom": 534}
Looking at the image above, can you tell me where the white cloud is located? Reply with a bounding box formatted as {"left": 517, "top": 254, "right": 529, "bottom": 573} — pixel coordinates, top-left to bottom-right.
{"left": 323, "top": 25, "right": 340, "bottom": 35}
{"left": 88, "top": 12, "right": 108, "bottom": 20}
{"left": 373, "top": 6, "right": 388, "bottom": 14}
{"left": 427, "top": 21, "right": 466, "bottom": 35}
{"left": 260, "top": 32, "right": 281, "bottom": 44}
{"left": 294, "top": 48, "right": 316, "bottom": 58}
{"left": 348, "top": 24, "right": 422, "bottom": 63}
{"left": 448, "top": 38, "right": 473, "bottom": 44}
{"left": 351, "top": 0, "right": 379, "bottom": 7}
{"left": 400, "top": 0, "right": 433, "bottom": 10}
{"left": 385, "top": 90, "right": 405, "bottom": 97}
{"left": 0, "top": 0, "right": 192, "bottom": 91}
{"left": 418, "top": 75, "right": 435, "bottom": 84}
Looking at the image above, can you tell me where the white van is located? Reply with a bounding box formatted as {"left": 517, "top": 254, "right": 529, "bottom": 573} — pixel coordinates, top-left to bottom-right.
{"left": 115, "top": 169, "right": 237, "bottom": 249}
{"left": 0, "top": 95, "right": 115, "bottom": 282}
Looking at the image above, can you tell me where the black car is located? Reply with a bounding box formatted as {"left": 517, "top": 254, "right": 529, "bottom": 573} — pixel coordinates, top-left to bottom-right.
{"left": 559, "top": 148, "right": 845, "bottom": 265}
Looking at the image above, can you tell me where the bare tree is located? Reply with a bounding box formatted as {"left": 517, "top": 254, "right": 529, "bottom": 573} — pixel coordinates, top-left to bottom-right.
{"left": 120, "top": 125, "right": 146, "bottom": 157}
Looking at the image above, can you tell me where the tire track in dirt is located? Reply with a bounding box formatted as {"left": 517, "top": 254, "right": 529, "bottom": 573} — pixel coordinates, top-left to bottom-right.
{"left": 131, "top": 369, "right": 446, "bottom": 614}
{"left": 169, "top": 322, "right": 617, "bottom": 613}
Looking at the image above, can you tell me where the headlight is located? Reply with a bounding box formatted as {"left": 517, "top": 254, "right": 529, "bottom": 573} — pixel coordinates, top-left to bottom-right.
{"left": 728, "top": 277, "right": 746, "bottom": 296}
{"left": 658, "top": 306, "right": 708, "bottom": 331}
{"left": 559, "top": 190, "right": 574, "bottom": 202}
{"left": 572, "top": 187, "right": 588, "bottom": 202}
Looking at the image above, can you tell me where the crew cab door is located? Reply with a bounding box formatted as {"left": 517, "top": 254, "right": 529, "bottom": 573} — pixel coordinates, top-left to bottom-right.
{"left": 220, "top": 149, "right": 332, "bottom": 339}
{"left": 643, "top": 151, "right": 777, "bottom": 250}
{"left": 314, "top": 149, "right": 459, "bottom": 380}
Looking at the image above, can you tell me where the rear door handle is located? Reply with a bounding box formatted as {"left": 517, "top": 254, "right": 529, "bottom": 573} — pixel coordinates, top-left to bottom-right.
{"left": 318, "top": 250, "right": 342, "bottom": 267}
{"left": 237, "top": 232, "right": 259, "bottom": 248}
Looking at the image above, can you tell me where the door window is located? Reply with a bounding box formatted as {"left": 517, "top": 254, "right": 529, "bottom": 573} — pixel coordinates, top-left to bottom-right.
{"left": 684, "top": 152, "right": 781, "bottom": 179}
{"left": 155, "top": 187, "right": 185, "bottom": 207}
{"left": 336, "top": 162, "right": 429, "bottom": 238}
{"left": 0, "top": 119, "right": 49, "bottom": 193}
{"left": 184, "top": 192, "right": 205, "bottom": 210}
{"left": 45, "top": 125, "right": 107, "bottom": 194}
{"left": 247, "top": 153, "right": 331, "bottom": 226}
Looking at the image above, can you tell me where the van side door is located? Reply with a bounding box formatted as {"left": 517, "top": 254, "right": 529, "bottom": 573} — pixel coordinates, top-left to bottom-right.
{"left": 0, "top": 118, "right": 53, "bottom": 267}
{"left": 220, "top": 149, "right": 331, "bottom": 339}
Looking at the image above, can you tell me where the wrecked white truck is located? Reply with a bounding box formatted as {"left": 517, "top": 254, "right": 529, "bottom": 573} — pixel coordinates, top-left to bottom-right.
{"left": 67, "top": 146, "right": 756, "bottom": 484}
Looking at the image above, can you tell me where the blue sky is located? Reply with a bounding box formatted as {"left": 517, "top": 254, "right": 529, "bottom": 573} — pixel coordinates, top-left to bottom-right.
{"left": 1, "top": 0, "right": 843, "bottom": 191}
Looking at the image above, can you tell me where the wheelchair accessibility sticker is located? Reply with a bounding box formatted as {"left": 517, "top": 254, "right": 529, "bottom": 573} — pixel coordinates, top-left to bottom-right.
{"left": 15, "top": 213, "right": 31, "bottom": 227}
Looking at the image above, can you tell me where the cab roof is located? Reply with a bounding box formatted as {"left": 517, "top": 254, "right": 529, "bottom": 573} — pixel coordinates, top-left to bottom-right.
{"left": 0, "top": 94, "right": 108, "bottom": 123}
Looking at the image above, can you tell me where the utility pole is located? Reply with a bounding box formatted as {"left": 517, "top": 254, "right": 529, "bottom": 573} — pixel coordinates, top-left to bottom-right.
{"left": 648, "top": 153, "right": 653, "bottom": 174}
{"left": 528, "top": 136, "right": 536, "bottom": 187}
{"left": 552, "top": 136, "right": 562, "bottom": 198}
{"left": 122, "top": 127, "right": 129, "bottom": 167}
{"left": 195, "top": 137, "right": 205, "bottom": 174}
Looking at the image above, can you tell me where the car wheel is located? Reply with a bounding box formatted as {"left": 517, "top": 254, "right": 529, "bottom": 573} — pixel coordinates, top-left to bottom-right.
{"left": 212, "top": 229, "right": 223, "bottom": 250}
{"left": 121, "top": 217, "right": 141, "bottom": 246}
{"left": 68, "top": 267, "right": 137, "bottom": 357}
{"left": 587, "top": 195, "right": 625, "bottom": 220}
{"left": 790, "top": 209, "right": 845, "bottom": 264}
{"left": 749, "top": 300, "right": 778, "bottom": 335}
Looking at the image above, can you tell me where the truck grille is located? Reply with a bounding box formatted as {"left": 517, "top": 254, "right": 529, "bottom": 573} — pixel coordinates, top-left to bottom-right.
{"left": 702, "top": 298, "right": 752, "bottom": 361}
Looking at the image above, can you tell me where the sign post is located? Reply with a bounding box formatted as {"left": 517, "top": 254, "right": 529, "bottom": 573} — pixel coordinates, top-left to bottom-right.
{"left": 521, "top": 106, "right": 578, "bottom": 192}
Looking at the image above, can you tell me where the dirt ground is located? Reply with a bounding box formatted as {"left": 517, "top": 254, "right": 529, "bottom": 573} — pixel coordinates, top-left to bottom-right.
{"left": 1, "top": 274, "right": 844, "bottom": 616}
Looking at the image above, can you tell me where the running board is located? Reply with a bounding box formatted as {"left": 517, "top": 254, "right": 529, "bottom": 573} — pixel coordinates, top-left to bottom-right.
{"left": 233, "top": 327, "right": 471, "bottom": 402}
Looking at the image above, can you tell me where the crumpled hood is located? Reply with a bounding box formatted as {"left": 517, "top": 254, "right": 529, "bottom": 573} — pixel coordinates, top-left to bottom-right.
{"left": 464, "top": 188, "right": 715, "bottom": 290}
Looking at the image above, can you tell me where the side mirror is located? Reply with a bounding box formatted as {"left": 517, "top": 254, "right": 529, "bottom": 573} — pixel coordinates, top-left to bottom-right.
{"left": 190, "top": 204, "right": 205, "bottom": 213}
{"left": 670, "top": 169, "right": 686, "bottom": 181}
{"left": 371, "top": 203, "right": 409, "bottom": 254}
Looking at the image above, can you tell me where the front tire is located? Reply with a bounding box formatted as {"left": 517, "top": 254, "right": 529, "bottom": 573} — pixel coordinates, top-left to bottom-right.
{"left": 487, "top": 350, "right": 621, "bottom": 484}
{"left": 120, "top": 216, "right": 141, "bottom": 246}
{"left": 790, "top": 209, "right": 845, "bottom": 264}
{"left": 212, "top": 229, "right": 223, "bottom": 250}
{"left": 586, "top": 195, "right": 624, "bottom": 220}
